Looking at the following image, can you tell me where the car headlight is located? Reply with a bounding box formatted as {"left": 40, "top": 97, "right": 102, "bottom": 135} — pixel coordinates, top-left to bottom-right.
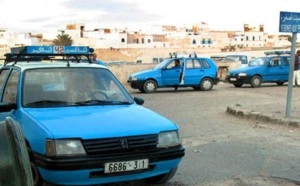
{"left": 131, "top": 76, "right": 138, "bottom": 81}
{"left": 157, "top": 131, "right": 181, "bottom": 148}
{"left": 238, "top": 73, "right": 247, "bottom": 76}
{"left": 46, "top": 139, "right": 86, "bottom": 157}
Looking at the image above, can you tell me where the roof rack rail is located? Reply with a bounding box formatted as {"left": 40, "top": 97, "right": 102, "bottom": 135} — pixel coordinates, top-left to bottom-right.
{"left": 169, "top": 52, "right": 198, "bottom": 58}
{"left": 3, "top": 46, "right": 95, "bottom": 66}
{"left": 264, "top": 50, "right": 291, "bottom": 56}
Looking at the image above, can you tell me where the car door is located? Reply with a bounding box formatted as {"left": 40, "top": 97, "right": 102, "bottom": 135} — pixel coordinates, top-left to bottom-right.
{"left": 263, "top": 57, "right": 284, "bottom": 81}
{"left": 183, "top": 58, "right": 204, "bottom": 85}
{"left": 161, "top": 59, "right": 182, "bottom": 86}
{"left": 0, "top": 68, "right": 20, "bottom": 121}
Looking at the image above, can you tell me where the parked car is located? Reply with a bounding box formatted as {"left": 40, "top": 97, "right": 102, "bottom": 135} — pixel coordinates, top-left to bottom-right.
{"left": 0, "top": 46, "right": 185, "bottom": 185}
{"left": 128, "top": 53, "right": 219, "bottom": 93}
{"left": 226, "top": 51, "right": 291, "bottom": 88}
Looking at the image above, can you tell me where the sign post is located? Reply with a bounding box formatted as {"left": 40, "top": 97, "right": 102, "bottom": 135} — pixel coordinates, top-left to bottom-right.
{"left": 279, "top": 11, "right": 300, "bottom": 117}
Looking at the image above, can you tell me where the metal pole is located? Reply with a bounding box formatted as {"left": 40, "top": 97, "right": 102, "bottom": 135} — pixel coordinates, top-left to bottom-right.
{"left": 285, "top": 33, "right": 297, "bottom": 117}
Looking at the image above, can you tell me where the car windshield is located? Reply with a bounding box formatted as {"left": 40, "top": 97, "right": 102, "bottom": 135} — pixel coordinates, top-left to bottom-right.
{"left": 22, "top": 68, "right": 133, "bottom": 107}
{"left": 153, "top": 59, "right": 173, "bottom": 70}
{"left": 248, "top": 57, "right": 269, "bottom": 66}
{"left": 224, "top": 55, "right": 248, "bottom": 64}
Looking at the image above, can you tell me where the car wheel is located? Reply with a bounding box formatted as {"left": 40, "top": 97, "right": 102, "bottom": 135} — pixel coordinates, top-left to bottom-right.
{"left": 200, "top": 78, "right": 213, "bottom": 91}
{"left": 276, "top": 82, "right": 284, "bottom": 86}
{"left": 250, "top": 75, "right": 262, "bottom": 88}
{"left": 193, "top": 86, "right": 200, "bottom": 90}
{"left": 143, "top": 80, "right": 157, "bottom": 93}
{"left": 234, "top": 84, "right": 243, "bottom": 87}
{"left": 145, "top": 167, "right": 178, "bottom": 184}
{"left": 138, "top": 88, "right": 145, "bottom": 93}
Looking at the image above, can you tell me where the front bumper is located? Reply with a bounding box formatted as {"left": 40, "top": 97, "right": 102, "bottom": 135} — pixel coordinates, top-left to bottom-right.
{"left": 226, "top": 75, "right": 252, "bottom": 84}
{"left": 127, "top": 80, "right": 146, "bottom": 90}
{"left": 34, "top": 146, "right": 185, "bottom": 185}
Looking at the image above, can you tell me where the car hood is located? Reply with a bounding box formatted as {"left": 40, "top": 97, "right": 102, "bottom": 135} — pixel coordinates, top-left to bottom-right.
{"left": 23, "top": 105, "right": 177, "bottom": 139}
{"left": 229, "top": 65, "right": 260, "bottom": 74}
{"left": 130, "top": 69, "right": 158, "bottom": 79}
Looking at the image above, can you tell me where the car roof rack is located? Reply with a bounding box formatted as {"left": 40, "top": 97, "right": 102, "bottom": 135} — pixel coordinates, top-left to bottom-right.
{"left": 169, "top": 52, "right": 198, "bottom": 58}
{"left": 264, "top": 50, "right": 291, "bottom": 56}
{"left": 3, "top": 46, "right": 95, "bottom": 67}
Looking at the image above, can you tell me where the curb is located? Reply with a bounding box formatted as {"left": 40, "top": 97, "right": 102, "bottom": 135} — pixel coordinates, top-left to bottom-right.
{"left": 226, "top": 105, "right": 300, "bottom": 128}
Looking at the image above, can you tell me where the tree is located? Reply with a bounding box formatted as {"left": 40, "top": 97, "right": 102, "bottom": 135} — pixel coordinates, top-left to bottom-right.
{"left": 52, "top": 34, "right": 72, "bottom": 46}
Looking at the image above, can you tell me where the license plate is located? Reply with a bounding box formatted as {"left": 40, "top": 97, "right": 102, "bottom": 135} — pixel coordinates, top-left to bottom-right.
{"left": 230, "top": 78, "right": 237, "bottom": 81}
{"left": 104, "top": 159, "right": 149, "bottom": 173}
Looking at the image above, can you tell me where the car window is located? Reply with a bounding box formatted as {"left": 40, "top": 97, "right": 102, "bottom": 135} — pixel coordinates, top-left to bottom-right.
{"left": 166, "top": 60, "right": 181, "bottom": 69}
{"left": 282, "top": 57, "right": 290, "bottom": 66}
{"left": 3, "top": 69, "right": 20, "bottom": 104}
{"left": 186, "top": 59, "right": 202, "bottom": 69}
{"left": 270, "top": 58, "right": 281, "bottom": 66}
{"left": 201, "top": 59, "right": 211, "bottom": 69}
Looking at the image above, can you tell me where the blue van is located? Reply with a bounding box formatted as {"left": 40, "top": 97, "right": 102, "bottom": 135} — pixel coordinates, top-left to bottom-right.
{"left": 128, "top": 53, "right": 219, "bottom": 93}
{"left": 0, "top": 46, "right": 185, "bottom": 185}
{"left": 226, "top": 51, "right": 291, "bottom": 88}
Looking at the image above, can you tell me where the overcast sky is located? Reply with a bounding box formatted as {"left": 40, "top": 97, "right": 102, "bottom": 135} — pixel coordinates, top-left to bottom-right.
{"left": 0, "top": 0, "right": 299, "bottom": 34}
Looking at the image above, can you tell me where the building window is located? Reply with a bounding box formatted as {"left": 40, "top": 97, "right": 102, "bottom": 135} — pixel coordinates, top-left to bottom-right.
{"left": 192, "top": 39, "right": 196, "bottom": 44}
{"left": 246, "top": 36, "right": 249, "bottom": 41}
{"left": 241, "top": 38, "right": 244, "bottom": 41}
{"left": 121, "top": 38, "right": 125, "bottom": 43}
{"left": 142, "top": 38, "right": 144, "bottom": 44}
{"left": 252, "top": 36, "right": 255, "bottom": 41}
{"left": 148, "top": 39, "right": 151, "bottom": 43}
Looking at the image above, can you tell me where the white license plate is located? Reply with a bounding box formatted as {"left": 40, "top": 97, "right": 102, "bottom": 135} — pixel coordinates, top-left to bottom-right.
{"left": 230, "top": 78, "right": 237, "bottom": 81}
{"left": 104, "top": 159, "right": 149, "bottom": 173}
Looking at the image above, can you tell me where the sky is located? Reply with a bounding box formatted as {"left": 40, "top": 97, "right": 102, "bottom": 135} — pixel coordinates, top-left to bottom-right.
{"left": 0, "top": 0, "right": 300, "bottom": 34}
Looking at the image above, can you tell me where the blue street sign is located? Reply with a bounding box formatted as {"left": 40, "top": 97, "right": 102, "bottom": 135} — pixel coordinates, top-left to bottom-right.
{"left": 279, "top": 11, "right": 300, "bottom": 33}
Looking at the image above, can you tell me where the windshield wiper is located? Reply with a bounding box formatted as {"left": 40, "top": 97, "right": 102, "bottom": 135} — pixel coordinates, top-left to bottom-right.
{"left": 25, "top": 100, "right": 70, "bottom": 107}
{"left": 74, "top": 100, "right": 132, "bottom": 105}
{"left": 74, "top": 100, "right": 111, "bottom": 105}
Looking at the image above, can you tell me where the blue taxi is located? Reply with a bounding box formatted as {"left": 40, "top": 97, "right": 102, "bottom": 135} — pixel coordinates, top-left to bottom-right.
{"left": 128, "top": 53, "right": 219, "bottom": 93}
{"left": 0, "top": 46, "right": 185, "bottom": 185}
{"left": 226, "top": 51, "right": 291, "bottom": 88}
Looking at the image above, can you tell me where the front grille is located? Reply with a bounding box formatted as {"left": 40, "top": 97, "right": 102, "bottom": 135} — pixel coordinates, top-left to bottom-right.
{"left": 82, "top": 134, "right": 158, "bottom": 156}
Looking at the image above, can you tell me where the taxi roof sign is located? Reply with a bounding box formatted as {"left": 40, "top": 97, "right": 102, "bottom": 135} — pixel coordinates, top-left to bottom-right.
{"left": 11, "top": 46, "right": 92, "bottom": 55}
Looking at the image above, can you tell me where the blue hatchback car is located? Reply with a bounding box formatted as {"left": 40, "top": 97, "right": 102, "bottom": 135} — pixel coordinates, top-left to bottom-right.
{"left": 128, "top": 53, "right": 219, "bottom": 93}
{"left": 226, "top": 51, "right": 291, "bottom": 88}
{"left": 0, "top": 46, "right": 185, "bottom": 185}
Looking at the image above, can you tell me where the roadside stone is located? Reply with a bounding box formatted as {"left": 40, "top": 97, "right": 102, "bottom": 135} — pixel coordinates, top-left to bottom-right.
{"left": 226, "top": 105, "right": 299, "bottom": 128}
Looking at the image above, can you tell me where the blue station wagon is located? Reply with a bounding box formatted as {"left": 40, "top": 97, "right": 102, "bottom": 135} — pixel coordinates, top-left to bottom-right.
{"left": 0, "top": 46, "right": 185, "bottom": 185}
{"left": 128, "top": 53, "right": 219, "bottom": 93}
{"left": 226, "top": 51, "right": 291, "bottom": 88}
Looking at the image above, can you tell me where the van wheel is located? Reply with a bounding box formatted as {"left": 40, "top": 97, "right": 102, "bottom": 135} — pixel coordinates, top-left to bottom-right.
{"left": 145, "top": 167, "right": 178, "bottom": 184}
{"left": 200, "top": 78, "right": 213, "bottom": 91}
{"left": 143, "top": 80, "right": 157, "bottom": 93}
{"left": 250, "top": 76, "right": 262, "bottom": 88}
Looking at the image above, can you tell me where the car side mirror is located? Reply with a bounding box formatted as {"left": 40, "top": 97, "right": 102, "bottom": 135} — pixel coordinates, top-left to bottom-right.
{"left": 134, "top": 97, "right": 144, "bottom": 105}
{"left": 0, "top": 103, "right": 17, "bottom": 112}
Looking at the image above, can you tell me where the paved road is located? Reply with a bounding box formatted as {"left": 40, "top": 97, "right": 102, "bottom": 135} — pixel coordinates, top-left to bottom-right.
{"left": 109, "top": 83, "right": 300, "bottom": 186}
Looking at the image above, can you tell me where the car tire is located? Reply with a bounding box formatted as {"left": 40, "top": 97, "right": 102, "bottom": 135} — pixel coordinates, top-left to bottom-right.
{"left": 193, "top": 86, "right": 200, "bottom": 90}
{"left": 234, "top": 84, "right": 243, "bottom": 87}
{"left": 276, "top": 82, "right": 284, "bottom": 86}
{"left": 250, "top": 75, "right": 262, "bottom": 88}
{"left": 138, "top": 88, "right": 145, "bottom": 93}
{"left": 200, "top": 78, "right": 213, "bottom": 91}
{"left": 145, "top": 167, "right": 178, "bottom": 184}
{"left": 143, "top": 80, "right": 157, "bottom": 93}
